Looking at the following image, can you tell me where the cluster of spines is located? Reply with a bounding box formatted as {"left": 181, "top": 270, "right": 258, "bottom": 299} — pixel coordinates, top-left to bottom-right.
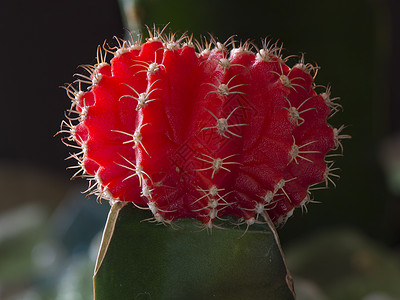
{"left": 60, "top": 26, "right": 350, "bottom": 231}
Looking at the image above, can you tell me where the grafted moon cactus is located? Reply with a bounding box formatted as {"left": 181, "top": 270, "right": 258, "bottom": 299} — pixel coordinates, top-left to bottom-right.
{"left": 61, "top": 27, "right": 348, "bottom": 230}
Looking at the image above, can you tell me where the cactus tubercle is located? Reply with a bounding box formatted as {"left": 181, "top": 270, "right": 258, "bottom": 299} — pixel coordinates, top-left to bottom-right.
{"left": 60, "top": 27, "right": 348, "bottom": 230}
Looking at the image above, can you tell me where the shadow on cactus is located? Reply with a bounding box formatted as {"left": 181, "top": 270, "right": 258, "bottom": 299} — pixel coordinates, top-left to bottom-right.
{"left": 60, "top": 25, "right": 349, "bottom": 299}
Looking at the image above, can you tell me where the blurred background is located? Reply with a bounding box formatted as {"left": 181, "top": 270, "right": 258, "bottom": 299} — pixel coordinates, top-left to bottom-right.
{"left": 0, "top": 0, "right": 399, "bottom": 299}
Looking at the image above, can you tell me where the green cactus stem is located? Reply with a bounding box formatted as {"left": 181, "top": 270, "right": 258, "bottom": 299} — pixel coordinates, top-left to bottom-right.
{"left": 93, "top": 202, "right": 296, "bottom": 299}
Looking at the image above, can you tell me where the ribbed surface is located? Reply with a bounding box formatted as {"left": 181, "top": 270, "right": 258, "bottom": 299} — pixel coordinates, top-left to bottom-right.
{"left": 61, "top": 29, "right": 348, "bottom": 229}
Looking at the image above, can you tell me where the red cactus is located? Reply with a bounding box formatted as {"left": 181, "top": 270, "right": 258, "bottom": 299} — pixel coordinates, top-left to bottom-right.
{"left": 61, "top": 27, "right": 348, "bottom": 230}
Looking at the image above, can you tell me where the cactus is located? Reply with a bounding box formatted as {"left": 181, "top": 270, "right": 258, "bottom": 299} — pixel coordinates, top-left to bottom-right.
{"left": 61, "top": 27, "right": 347, "bottom": 230}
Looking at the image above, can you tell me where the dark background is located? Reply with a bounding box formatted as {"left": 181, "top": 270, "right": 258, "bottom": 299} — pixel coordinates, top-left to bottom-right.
{"left": 0, "top": 0, "right": 124, "bottom": 174}
{"left": 1, "top": 0, "right": 400, "bottom": 299}
{"left": 1, "top": 0, "right": 398, "bottom": 242}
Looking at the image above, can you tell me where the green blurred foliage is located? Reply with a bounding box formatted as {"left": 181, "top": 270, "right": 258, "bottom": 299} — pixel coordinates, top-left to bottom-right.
{"left": 286, "top": 227, "right": 400, "bottom": 300}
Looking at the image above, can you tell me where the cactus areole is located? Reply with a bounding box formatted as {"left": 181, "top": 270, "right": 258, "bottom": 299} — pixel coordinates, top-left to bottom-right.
{"left": 61, "top": 27, "right": 348, "bottom": 230}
